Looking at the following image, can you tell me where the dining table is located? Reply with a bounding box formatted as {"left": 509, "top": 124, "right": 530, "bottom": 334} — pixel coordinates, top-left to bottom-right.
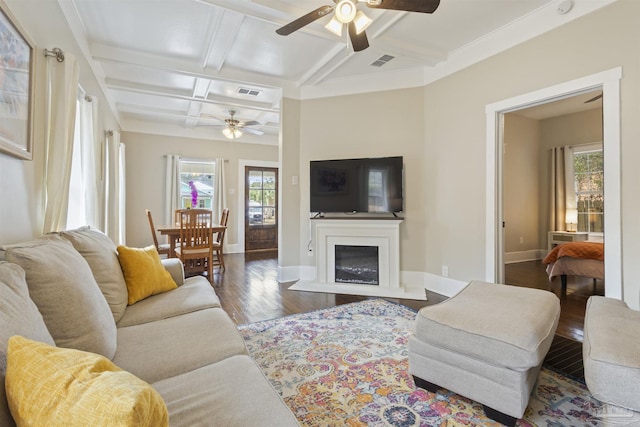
{"left": 156, "top": 223, "right": 226, "bottom": 259}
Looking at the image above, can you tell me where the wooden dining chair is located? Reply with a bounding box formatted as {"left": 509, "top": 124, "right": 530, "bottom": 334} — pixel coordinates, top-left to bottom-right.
{"left": 175, "top": 209, "right": 214, "bottom": 283}
{"left": 145, "top": 209, "right": 171, "bottom": 257}
{"left": 211, "top": 208, "right": 230, "bottom": 271}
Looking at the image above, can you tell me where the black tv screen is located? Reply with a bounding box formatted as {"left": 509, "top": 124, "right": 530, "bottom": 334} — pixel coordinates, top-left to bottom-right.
{"left": 310, "top": 156, "right": 403, "bottom": 213}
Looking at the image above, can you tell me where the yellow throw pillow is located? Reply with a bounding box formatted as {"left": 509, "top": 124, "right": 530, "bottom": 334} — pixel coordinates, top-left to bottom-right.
{"left": 5, "top": 336, "right": 168, "bottom": 427}
{"left": 117, "top": 245, "right": 178, "bottom": 304}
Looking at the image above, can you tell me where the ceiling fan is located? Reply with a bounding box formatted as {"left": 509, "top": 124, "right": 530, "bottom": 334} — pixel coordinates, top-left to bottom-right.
{"left": 276, "top": 0, "right": 441, "bottom": 52}
{"left": 203, "top": 110, "right": 264, "bottom": 140}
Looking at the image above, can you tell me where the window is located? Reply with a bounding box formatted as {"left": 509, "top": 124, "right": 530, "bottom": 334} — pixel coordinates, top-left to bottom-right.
{"left": 248, "top": 169, "right": 276, "bottom": 226}
{"left": 180, "top": 160, "right": 215, "bottom": 209}
{"left": 573, "top": 146, "right": 603, "bottom": 233}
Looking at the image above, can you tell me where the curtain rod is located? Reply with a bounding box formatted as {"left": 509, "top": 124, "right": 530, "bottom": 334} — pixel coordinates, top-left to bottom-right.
{"left": 44, "top": 47, "right": 65, "bottom": 62}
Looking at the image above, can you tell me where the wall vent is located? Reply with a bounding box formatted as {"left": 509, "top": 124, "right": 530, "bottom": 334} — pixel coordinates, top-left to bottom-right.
{"left": 237, "top": 87, "right": 261, "bottom": 96}
{"left": 371, "top": 54, "right": 395, "bottom": 67}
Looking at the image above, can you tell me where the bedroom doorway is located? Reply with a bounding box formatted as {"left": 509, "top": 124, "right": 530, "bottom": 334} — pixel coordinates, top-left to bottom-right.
{"left": 486, "top": 68, "right": 622, "bottom": 316}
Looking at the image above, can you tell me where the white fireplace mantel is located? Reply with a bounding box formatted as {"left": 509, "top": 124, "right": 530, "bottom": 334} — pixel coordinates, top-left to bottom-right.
{"left": 289, "top": 217, "right": 426, "bottom": 300}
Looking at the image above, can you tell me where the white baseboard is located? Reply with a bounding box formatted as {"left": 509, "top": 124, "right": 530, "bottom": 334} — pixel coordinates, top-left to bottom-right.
{"left": 277, "top": 265, "right": 301, "bottom": 283}
{"left": 504, "top": 249, "right": 545, "bottom": 264}
{"left": 225, "top": 243, "right": 241, "bottom": 254}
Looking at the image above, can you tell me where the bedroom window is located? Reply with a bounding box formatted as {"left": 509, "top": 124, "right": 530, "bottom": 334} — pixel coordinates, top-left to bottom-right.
{"left": 573, "top": 147, "right": 603, "bottom": 233}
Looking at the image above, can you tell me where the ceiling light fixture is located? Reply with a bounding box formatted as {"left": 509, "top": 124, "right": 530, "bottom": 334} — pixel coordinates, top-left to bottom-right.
{"left": 325, "top": 1, "right": 371, "bottom": 38}
{"left": 222, "top": 127, "right": 243, "bottom": 140}
{"left": 353, "top": 11, "right": 372, "bottom": 34}
{"left": 335, "top": 0, "right": 357, "bottom": 23}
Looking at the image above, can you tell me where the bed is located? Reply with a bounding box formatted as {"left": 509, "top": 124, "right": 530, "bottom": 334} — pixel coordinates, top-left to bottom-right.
{"left": 542, "top": 241, "right": 604, "bottom": 291}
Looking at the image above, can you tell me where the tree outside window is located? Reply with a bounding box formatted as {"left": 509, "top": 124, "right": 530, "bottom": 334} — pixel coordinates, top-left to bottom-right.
{"left": 574, "top": 150, "right": 603, "bottom": 233}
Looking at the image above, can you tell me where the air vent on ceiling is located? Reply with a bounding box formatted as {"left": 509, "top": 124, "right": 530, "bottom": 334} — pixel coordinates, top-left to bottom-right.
{"left": 237, "top": 87, "right": 261, "bottom": 97}
{"left": 371, "top": 54, "right": 395, "bottom": 67}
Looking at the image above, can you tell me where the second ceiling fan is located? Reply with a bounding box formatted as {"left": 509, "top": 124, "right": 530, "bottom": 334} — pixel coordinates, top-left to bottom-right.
{"left": 276, "top": 0, "right": 441, "bottom": 52}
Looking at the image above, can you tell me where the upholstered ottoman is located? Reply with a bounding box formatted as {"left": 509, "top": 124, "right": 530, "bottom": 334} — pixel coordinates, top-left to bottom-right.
{"left": 409, "top": 280, "right": 560, "bottom": 426}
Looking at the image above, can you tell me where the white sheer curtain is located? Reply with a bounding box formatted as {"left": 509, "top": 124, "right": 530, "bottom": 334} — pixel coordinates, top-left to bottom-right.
{"left": 42, "top": 53, "right": 79, "bottom": 233}
{"left": 66, "top": 95, "right": 100, "bottom": 229}
{"left": 213, "top": 158, "right": 227, "bottom": 224}
{"left": 549, "top": 145, "right": 576, "bottom": 231}
{"left": 104, "top": 130, "right": 126, "bottom": 244}
{"left": 164, "top": 154, "right": 181, "bottom": 224}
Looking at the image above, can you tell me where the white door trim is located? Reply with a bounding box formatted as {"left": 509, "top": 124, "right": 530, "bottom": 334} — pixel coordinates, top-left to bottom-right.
{"left": 237, "top": 159, "right": 280, "bottom": 253}
{"left": 486, "top": 67, "right": 622, "bottom": 299}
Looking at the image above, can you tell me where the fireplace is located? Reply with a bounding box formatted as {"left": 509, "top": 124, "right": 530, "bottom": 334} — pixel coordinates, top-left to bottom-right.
{"left": 335, "top": 245, "right": 379, "bottom": 285}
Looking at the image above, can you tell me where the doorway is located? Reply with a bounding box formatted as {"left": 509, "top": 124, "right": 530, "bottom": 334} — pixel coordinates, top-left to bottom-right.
{"left": 486, "top": 68, "right": 622, "bottom": 302}
{"left": 244, "top": 166, "right": 278, "bottom": 251}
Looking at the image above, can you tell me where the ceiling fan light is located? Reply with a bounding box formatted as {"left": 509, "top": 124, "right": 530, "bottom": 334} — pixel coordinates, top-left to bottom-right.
{"left": 335, "top": 0, "right": 357, "bottom": 23}
{"left": 222, "top": 127, "right": 243, "bottom": 139}
{"left": 353, "top": 11, "right": 372, "bottom": 34}
{"left": 325, "top": 16, "right": 343, "bottom": 37}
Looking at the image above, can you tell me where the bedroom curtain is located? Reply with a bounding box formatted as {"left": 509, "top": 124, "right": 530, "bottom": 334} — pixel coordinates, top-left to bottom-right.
{"left": 104, "top": 131, "right": 126, "bottom": 245}
{"left": 213, "top": 158, "right": 227, "bottom": 224}
{"left": 42, "top": 53, "right": 79, "bottom": 233}
{"left": 164, "top": 154, "right": 181, "bottom": 224}
{"left": 549, "top": 146, "right": 576, "bottom": 231}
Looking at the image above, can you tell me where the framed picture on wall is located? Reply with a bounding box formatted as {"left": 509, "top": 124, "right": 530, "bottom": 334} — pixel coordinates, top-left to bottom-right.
{"left": 0, "top": 0, "right": 34, "bottom": 160}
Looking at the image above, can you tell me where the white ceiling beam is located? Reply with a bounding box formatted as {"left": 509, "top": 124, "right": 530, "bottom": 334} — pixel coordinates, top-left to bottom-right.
{"left": 91, "top": 43, "right": 286, "bottom": 91}
{"left": 105, "top": 79, "right": 278, "bottom": 112}
{"left": 202, "top": 10, "right": 245, "bottom": 71}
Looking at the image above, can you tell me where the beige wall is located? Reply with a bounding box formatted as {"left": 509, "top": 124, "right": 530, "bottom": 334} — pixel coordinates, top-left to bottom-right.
{"left": 285, "top": 0, "right": 640, "bottom": 307}
{"left": 0, "top": 0, "right": 119, "bottom": 244}
{"left": 297, "top": 88, "right": 426, "bottom": 271}
{"left": 279, "top": 98, "right": 301, "bottom": 267}
{"left": 122, "top": 132, "right": 278, "bottom": 249}
{"left": 503, "top": 114, "right": 541, "bottom": 253}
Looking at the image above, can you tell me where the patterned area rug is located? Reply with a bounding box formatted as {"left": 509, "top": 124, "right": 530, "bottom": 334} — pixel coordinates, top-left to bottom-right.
{"left": 238, "top": 299, "right": 604, "bottom": 427}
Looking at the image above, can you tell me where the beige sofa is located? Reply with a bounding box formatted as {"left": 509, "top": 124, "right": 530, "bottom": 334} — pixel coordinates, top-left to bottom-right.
{"left": 0, "top": 227, "right": 298, "bottom": 427}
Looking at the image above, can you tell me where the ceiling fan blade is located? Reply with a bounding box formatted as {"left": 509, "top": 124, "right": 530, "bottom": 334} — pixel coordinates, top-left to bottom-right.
{"left": 585, "top": 93, "right": 603, "bottom": 103}
{"left": 348, "top": 22, "right": 369, "bottom": 52}
{"left": 242, "top": 127, "right": 265, "bottom": 136}
{"left": 241, "top": 120, "right": 261, "bottom": 127}
{"left": 276, "top": 5, "right": 334, "bottom": 36}
{"left": 365, "top": 0, "right": 440, "bottom": 13}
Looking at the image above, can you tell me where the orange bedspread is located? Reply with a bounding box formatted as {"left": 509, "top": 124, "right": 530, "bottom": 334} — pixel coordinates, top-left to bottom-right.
{"left": 542, "top": 241, "right": 604, "bottom": 264}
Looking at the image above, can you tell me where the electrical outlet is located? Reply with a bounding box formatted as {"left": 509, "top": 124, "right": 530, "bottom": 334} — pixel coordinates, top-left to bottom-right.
{"left": 442, "top": 265, "right": 448, "bottom": 277}
{"left": 308, "top": 247, "right": 313, "bottom": 256}
{"left": 520, "top": 236, "right": 524, "bottom": 244}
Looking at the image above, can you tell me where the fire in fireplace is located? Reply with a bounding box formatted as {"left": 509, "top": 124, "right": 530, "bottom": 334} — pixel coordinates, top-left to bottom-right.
{"left": 335, "top": 245, "right": 379, "bottom": 285}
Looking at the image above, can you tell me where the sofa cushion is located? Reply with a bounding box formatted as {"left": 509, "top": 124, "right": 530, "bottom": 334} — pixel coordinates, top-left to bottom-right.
{"left": 414, "top": 280, "right": 560, "bottom": 370}
{"left": 117, "top": 245, "right": 178, "bottom": 305}
{"left": 59, "top": 226, "right": 129, "bottom": 323}
{"left": 2, "top": 236, "right": 117, "bottom": 359}
{"left": 114, "top": 308, "right": 247, "bottom": 383}
{"left": 5, "top": 336, "right": 168, "bottom": 427}
{"left": 0, "top": 261, "right": 55, "bottom": 427}
{"left": 583, "top": 296, "right": 640, "bottom": 411}
{"left": 117, "top": 277, "right": 221, "bottom": 327}
{"left": 153, "top": 355, "right": 299, "bottom": 427}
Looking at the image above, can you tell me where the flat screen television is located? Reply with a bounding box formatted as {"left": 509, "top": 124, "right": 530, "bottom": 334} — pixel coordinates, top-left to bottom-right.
{"left": 310, "top": 156, "right": 403, "bottom": 213}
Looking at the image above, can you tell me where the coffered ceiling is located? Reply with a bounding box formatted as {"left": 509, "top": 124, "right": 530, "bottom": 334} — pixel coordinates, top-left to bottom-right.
{"left": 48, "top": 0, "right": 614, "bottom": 145}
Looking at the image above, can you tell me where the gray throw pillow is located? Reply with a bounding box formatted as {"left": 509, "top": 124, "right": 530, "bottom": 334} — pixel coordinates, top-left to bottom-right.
{"left": 0, "top": 261, "right": 55, "bottom": 427}
{"left": 2, "top": 236, "right": 117, "bottom": 359}
{"left": 58, "top": 226, "right": 128, "bottom": 322}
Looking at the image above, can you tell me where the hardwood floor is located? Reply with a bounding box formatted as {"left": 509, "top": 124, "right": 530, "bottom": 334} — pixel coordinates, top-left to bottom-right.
{"left": 504, "top": 260, "right": 604, "bottom": 342}
{"left": 206, "top": 251, "right": 585, "bottom": 379}
{"left": 206, "top": 252, "right": 598, "bottom": 342}
{"left": 207, "top": 250, "right": 446, "bottom": 325}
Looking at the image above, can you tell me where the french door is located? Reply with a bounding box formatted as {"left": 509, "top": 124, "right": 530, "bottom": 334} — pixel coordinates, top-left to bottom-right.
{"left": 244, "top": 166, "right": 278, "bottom": 251}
